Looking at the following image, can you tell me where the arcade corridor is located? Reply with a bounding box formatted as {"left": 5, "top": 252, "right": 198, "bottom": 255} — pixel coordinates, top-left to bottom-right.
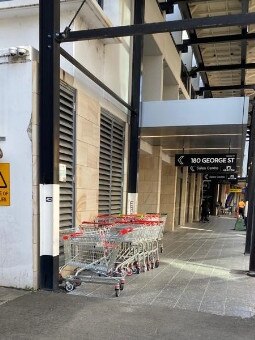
{"left": 71, "top": 216, "right": 254, "bottom": 318}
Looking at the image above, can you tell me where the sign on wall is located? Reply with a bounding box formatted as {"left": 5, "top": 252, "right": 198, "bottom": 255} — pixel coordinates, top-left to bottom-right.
{"left": 203, "top": 173, "right": 238, "bottom": 182}
{"left": 0, "top": 163, "right": 10, "bottom": 206}
{"left": 175, "top": 154, "right": 236, "bottom": 173}
{"left": 229, "top": 188, "right": 242, "bottom": 193}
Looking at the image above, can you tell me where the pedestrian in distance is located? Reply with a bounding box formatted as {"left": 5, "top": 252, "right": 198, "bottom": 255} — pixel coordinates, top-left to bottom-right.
{"left": 238, "top": 199, "right": 245, "bottom": 219}
{"left": 216, "top": 200, "right": 222, "bottom": 216}
{"left": 244, "top": 200, "right": 248, "bottom": 229}
{"left": 201, "top": 199, "right": 210, "bottom": 223}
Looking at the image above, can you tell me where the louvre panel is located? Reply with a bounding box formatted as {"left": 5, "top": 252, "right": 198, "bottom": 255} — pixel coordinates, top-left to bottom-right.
{"left": 60, "top": 134, "right": 73, "bottom": 143}
{"left": 99, "top": 110, "right": 124, "bottom": 215}
{"left": 59, "top": 154, "right": 73, "bottom": 163}
{"left": 59, "top": 82, "right": 76, "bottom": 245}
{"left": 60, "top": 98, "right": 74, "bottom": 110}
{"left": 60, "top": 126, "right": 74, "bottom": 137}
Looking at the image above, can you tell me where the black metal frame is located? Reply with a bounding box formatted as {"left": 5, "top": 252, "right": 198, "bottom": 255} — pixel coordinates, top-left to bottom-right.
{"left": 247, "top": 105, "right": 255, "bottom": 276}
{"left": 39, "top": 1, "right": 255, "bottom": 289}
{"left": 58, "top": 13, "right": 255, "bottom": 43}
{"left": 177, "top": 33, "right": 255, "bottom": 51}
{"left": 197, "top": 84, "right": 255, "bottom": 95}
{"left": 245, "top": 109, "right": 255, "bottom": 255}
{"left": 128, "top": 0, "right": 145, "bottom": 194}
{"left": 60, "top": 48, "right": 133, "bottom": 112}
{"left": 190, "top": 63, "right": 255, "bottom": 76}
{"left": 39, "top": 0, "right": 60, "bottom": 290}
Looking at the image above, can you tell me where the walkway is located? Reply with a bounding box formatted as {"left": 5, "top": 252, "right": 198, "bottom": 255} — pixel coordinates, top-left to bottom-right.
{"left": 0, "top": 216, "right": 255, "bottom": 339}
{"left": 71, "top": 216, "right": 255, "bottom": 318}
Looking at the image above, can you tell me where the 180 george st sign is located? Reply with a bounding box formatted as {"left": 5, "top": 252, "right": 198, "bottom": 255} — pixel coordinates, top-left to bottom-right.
{"left": 175, "top": 154, "right": 237, "bottom": 173}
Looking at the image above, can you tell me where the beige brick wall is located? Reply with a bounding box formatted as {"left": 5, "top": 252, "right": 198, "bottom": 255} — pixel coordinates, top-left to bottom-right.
{"left": 138, "top": 147, "right": 162, "bottom": 213}
{"left": 160, "top": 163, "right": 177, "bottom": 231}
{"left": 75, "top": 89, "right": 100, "bottom": 224}
{"left": 61, "top": 71, "right": 129, "bottom": 222}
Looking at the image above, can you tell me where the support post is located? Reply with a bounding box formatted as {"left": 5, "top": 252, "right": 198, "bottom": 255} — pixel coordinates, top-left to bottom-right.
{"left": 127, "top": 0, "right": 144, "bottom": 211}
{"left": 245, "top": 108, "right": 255, "bottom": 254}
{"left": 39, "top": 0, "right": 60, "bottom": 290}
{"left": 248, "top": 106, "right": 255, "bottom": 276}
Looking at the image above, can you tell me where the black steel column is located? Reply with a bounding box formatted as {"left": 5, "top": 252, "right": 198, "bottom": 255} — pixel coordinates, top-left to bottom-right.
{"left": 39, "top": 0, "right": 60, "bottom": 290}
{"left": 245, "top": 108, "right": 255, "bottom": 254}
{"left": 248, "top": 105, "right": 255, "bottom": 276}
{"left": 128, "top": 0, "right": 145, "bottom": 194}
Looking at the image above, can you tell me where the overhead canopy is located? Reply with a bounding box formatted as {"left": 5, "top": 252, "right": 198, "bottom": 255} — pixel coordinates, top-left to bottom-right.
{"left": 140, "top": 97, "right": 249, "bottom": 174}
{"left": 176, "top": 0, "right": 255, "bottom": 100}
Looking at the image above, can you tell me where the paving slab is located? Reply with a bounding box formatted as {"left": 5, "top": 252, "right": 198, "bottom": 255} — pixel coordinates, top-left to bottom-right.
{"left": 0, "top": 286, "right": 29, "bottom": 306}
{"left": 70, "top": 217, "right": 255, "bottom": 318}
{"left": 1, "top": 216, "right": 255, "bottom": 339}
{"left": 0, "top": 291, "right": 255, "bottom": 340}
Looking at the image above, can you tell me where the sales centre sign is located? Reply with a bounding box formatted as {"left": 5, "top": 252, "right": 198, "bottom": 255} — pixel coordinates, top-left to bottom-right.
{"left": 175, "top": 154, "right": 237, "bottom": 173}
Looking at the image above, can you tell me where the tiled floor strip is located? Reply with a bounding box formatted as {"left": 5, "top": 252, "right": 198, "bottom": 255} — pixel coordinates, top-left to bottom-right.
{"left": 71, "top": 216, "right": 255, "bottom": 318}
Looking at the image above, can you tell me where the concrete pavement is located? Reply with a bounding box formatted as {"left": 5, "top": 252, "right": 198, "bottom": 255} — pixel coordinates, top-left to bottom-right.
{"left": 1, "top": 217, "right": 255, "bottom": 339}
{"left": 0, "top": 290, "right": 254, "bottom": 340}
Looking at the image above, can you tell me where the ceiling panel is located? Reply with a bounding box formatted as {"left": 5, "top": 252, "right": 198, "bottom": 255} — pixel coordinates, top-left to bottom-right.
{"left": 180, "top": 0, "right": 254, "bottom": 100}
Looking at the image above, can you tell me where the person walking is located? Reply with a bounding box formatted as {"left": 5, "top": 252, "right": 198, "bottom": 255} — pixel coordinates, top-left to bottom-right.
{"left": 244, "top": 200, "right": 248, "bottom": 229}
{"left": 201, "top": 199, "right": 210, "bottom": 222}
{"left": 216, "top": 200, "right": 222, "bottom": 216}
{"left": 238, "top": 199, "right": 245, "bottom": 219}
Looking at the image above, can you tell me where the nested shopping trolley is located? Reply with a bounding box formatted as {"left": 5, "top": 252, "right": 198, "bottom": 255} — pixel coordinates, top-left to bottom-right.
{"left": 60, "top": 222, "right": 131, "bottom": 296}
{"left": 94, "top": 213, "right": 167, "bottom": 274}
{"left": 113, "top": 219, "right": 165, "bottom": 274}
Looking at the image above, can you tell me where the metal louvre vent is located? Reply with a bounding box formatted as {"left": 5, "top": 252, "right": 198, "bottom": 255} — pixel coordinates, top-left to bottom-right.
{"left": 99, "top": 111, "right": 124, "bottom": 214}
{"left": 59, "top": 82, "right": 76, "bottom": 231}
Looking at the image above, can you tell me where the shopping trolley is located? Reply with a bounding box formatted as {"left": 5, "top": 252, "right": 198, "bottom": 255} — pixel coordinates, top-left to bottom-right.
{"left": 60, "top": 223, "right": 132, "bottom": 296}
{"left": 111, "top": 219, "right": 164, "bottom": 274}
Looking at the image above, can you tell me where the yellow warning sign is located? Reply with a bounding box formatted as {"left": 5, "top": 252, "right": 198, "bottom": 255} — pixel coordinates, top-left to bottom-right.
{"left": 229, "top": 188, "right": 242, "bottom": 193}
{"left": 0, "top": 163, "right": 10, "bottom": 206}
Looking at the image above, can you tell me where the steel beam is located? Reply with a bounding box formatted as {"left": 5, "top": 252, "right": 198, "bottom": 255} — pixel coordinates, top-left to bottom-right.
{"left": 240, "top": 0, "right": 249, "bottom": 96}
{"left": 197, "top": 84, "right": 255, "bottom": 93}
{"left": 166, "top": 0, "right": 223, "bottom": 3}
{"left": 58, "top": 13, "right": 255, "bottom": 43}
{"left": 177, "top": 1, "right": 211, "bottom": 97}
{"left": 39, "top": 0, "right": 60, "bottom": 291}
{"left": 245, "top": 109, "right": 255, "bottom": 254}
{"left": 248, "top": 104, "right": 255, "bottom": 276}
{"left": 128, "top": 0, "right": 144, "bottom": 194}
{"left": 60, "top": 48, "right": 133, "bottom": 112}
{"left": 177, "top": 33, "right": 255, "bottom": 50}
{"left": 190, "top": 63, "right": 255, "bottom": 75}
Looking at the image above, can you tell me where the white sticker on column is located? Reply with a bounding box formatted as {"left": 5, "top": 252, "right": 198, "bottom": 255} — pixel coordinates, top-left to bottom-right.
{"left": 40, "top": 184, "right": 59, "bottom": 256}
{"left": 52, "top": 184, "right": 59, "bottom": 257}
{"left": 127, "top": 193, "right": 138, "bottom": 214}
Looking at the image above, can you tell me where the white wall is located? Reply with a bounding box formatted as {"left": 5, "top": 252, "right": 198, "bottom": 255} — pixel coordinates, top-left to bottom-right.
{"left": 166, "top": 4, "right": 182, "bottom": 45}
{"left": 0, "top": 61, "right": 34, "bottom": 288}
{"left": 141, "top": 97, "right": 249, "bottom": 127}
{"left": 0, "top": 2, "right": 131, "bottom": 109}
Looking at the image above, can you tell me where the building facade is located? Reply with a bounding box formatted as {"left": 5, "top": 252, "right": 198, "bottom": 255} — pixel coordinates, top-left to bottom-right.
{"left": 0, "top": 0, "right": 247, "bottom": 289}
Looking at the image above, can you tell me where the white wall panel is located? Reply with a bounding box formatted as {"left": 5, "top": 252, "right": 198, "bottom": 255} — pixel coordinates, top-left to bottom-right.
{"left": 0, "top": 62, "right": 34, "bottom": 288}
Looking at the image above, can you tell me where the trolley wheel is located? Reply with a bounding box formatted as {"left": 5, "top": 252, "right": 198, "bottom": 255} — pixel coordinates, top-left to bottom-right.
{"left": 136, "top": 267, "right": 140, "bottom": 274}
{"left": 160, "top": 246, "right": 163, "bottom": 253}
{"left": 151, "top": 262, "right": 155, "bottom": 269}
{"left": 120, "top": 282, "right": 124, "bottom": 291}
{"left": 155, "top": 260, "right": 159, "bottom": 268}
{"left": 126, "top": 268, "right": 133, "bottom": 276}
{"left": 65, "top": 281, "right": 75, "bottom": 292}
{"left": 115, "top": 289, "right": 120, "bottom": 297}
